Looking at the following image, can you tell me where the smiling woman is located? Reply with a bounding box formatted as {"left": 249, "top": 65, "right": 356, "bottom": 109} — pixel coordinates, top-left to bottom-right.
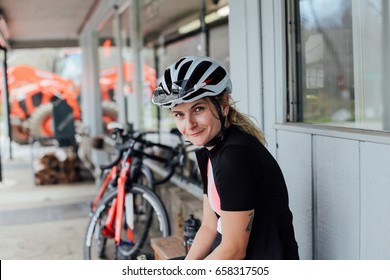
{"left": 152, "top": 56, "right": 299, "bottom": 260}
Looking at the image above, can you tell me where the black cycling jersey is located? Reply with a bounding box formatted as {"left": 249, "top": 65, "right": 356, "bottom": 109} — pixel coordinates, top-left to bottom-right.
{"left": 195, "top": 124, "right": 299, "bottom": 260}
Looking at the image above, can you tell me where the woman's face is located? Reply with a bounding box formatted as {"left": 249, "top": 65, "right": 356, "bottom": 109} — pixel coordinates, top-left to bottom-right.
{"left": 171, "top": 98, "right": 222, "bottom": 147}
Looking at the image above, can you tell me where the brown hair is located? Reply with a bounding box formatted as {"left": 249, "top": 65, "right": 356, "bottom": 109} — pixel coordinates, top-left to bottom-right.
{"left": 214, "top": 93, "right": 267, "bottom": 145}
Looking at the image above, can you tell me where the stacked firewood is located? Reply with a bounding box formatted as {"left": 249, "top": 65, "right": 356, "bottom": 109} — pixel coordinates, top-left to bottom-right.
{"left": 34, "top": 148, "right": 79, "bottom": 185}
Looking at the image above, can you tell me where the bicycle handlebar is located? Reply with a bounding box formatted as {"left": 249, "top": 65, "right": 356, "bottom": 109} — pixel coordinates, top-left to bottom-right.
{"left": 99, "top": 149, "right": 124, "bottom": 170}
{"left": 99, "top": 131, "right": 185, "bottom": 181}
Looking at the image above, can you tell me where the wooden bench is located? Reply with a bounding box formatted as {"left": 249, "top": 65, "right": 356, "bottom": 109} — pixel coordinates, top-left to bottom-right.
{"left": 150, "top": 236, "right": 186, "bottom": 260}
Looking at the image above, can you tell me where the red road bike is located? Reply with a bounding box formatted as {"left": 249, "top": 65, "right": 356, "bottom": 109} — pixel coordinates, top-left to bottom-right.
{"left": 84, "top": 125, "right": 184, "bottom": 259}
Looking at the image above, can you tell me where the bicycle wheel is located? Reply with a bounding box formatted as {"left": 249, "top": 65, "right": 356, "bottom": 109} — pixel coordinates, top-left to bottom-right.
{"left": 84, "top": 183, "right": 170, "bottom": 260}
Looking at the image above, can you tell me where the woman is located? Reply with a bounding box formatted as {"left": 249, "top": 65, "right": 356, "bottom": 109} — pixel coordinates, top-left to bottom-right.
{"left": 152, "top": 56, "right": 299, "bottom": 260}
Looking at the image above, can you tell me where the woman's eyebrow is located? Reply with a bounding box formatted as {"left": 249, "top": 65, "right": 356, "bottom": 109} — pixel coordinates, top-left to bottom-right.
{"left": 171, "top": 109, "right": 181, "bottom": 115}
{"left": 191, "top": 101, "right": 206, "bottom": 109}
{"left": 171, "top": 107, "right": 183, "bottom": 114}
{"left": 171, "top": 102, "right": 207, "bottom": 114}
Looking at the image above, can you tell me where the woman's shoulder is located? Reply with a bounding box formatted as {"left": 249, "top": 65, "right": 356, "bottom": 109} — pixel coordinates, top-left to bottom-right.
{"left": 218, "top": 125, "right": 274, "bottom": 164}
{"left": 196, "top": 125, "right": 265, "bottom": 159}
{"left": 224, "top": 125, "right": 263, "bottom": 149}
{"left": 213, "top": 126, "right": 258, "bottom": 159}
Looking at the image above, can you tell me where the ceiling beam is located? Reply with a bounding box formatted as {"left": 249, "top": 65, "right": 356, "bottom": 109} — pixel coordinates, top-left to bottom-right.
{"left": 9, "top": 39, "right": 80, "bottom": 49}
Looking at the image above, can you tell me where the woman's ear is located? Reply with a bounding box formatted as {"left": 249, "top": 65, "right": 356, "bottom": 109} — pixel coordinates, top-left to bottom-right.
{"left": 221, "top": 93, "right": 230, "bottom": 115}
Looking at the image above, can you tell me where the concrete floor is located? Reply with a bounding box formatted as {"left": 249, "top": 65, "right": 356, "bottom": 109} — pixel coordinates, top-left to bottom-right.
{"left": 0, "top": 142, "right": 97, "bottom": 260}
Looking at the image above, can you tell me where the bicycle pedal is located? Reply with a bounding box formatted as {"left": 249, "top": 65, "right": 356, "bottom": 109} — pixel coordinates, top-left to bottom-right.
{"left": 137, "top": 254, "right": 147, "bottom": 260}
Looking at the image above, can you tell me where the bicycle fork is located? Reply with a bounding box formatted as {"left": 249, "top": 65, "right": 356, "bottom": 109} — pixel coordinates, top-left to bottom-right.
{"left": 102, "top": 160, "right": 135, "bottom": 246}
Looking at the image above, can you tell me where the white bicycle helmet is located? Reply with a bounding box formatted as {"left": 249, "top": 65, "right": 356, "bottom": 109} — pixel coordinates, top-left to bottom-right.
{"left": 152, "top": 56, "right": 232, "bottom": 108}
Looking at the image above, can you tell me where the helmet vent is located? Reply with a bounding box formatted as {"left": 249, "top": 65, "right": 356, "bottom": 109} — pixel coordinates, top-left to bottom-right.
{"left": 191, "top": 61, "right": 212, "bottom": 84}
{"left": 205, "top": 66, "right": 226, "bottom": 85}
{"left": 178, "top": 61, "right": 192, "bottom": 81}
{"left": 182, "top": 88, "right": 210, "bottom": 101}
{"left": 174, "top": 57, "right": 186, "bottom": 69}
{"left": 164, "top": 68, "right": 172, "bottom": 87}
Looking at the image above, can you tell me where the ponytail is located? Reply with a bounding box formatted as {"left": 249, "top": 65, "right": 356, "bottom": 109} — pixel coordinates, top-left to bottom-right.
{"left": 216, "top": 93, "right": 267, "bottom": 145}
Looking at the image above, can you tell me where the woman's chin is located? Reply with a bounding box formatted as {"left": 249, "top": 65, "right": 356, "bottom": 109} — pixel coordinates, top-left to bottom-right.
{"left": 192, "top": 141, "right": 204, "bottom": 147}
{"left": 189, "top": 138, "right": 206, "bottom": 147}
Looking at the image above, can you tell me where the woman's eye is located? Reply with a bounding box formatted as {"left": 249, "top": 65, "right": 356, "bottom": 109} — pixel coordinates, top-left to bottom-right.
{"left": 173, "top": 112, "right": 183, "bottom": 118}
{"left": 194, "top": 106, "right": 204, "bottom": 112}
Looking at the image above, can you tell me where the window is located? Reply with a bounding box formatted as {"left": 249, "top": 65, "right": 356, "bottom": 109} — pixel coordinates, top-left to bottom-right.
{"left": 290, "top": 0, "right": 390, "bottom": 131}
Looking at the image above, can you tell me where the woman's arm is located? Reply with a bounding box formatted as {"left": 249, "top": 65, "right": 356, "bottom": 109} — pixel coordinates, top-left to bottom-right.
{"left": 204, "top": 209, "right": 254, "bottom": 260}
{"left": 185, "top": 195, "right": 218, "bottom": 260}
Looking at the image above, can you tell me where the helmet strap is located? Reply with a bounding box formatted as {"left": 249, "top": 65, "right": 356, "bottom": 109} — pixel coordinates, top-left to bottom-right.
{"left": 203, "top": 97, "right": 226, "bottom": 147}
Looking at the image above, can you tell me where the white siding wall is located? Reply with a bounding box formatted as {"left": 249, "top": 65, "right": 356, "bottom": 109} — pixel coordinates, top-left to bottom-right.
{"left": 277, "top": 130, "right": 313, "bottom": 260}
{"left": 314, "top": 136, "right": 360, "bottom": 259}
{"left": 360, "top": 143, "right": 390, "bottom": 259}
{"left": 276, "top": 128, "right": 390, "bottom": 259}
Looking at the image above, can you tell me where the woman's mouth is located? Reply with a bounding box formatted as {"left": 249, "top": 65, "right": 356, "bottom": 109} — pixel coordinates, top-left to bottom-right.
{"left": 190, "top": 129, "right": 205, "bottom": 137}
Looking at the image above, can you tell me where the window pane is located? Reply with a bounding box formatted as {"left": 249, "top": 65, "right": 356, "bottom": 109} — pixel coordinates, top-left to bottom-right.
{"left": 297, "top": 0, "right": 390, "bottom": 131}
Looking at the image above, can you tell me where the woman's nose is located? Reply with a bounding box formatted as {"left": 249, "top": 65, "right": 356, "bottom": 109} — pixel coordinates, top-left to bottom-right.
{"left": 186, "top": 115, "right": 197, "bottom": 129}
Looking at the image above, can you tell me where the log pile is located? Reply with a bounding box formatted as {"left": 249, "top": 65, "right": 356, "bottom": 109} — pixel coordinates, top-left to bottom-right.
{"left": 33, "top": 148, "right": 79, "bottom": 185}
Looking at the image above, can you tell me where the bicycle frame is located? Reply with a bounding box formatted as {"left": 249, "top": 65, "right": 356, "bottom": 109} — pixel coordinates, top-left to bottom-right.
{"left": 91, "top": 165, "right": 118, "bottom": 212}
{"left": 115, "top": 154, "right": 132, "bottom": 245}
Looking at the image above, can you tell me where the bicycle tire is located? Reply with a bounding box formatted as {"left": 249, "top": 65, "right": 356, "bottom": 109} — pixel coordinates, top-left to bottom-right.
{"left": 84, "top": 183, "right": 170, "bottom": 260}
{"left": 134, "top": 163, "right": 155, "bottom": 190}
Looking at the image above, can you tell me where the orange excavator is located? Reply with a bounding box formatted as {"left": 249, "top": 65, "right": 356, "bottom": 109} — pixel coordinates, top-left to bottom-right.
{"left": 1, "top": 65, "right": 81, "bottom": 144}
{"left": 1, "top": 62, "right": 156, "bottom": 144}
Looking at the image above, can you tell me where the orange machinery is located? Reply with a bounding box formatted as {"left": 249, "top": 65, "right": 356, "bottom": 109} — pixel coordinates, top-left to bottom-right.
{"left": 1, "top": 62, "right": 156, "bottom": 144}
